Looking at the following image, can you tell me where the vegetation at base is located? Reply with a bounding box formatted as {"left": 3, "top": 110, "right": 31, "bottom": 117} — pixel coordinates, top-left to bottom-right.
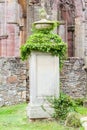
{"left": 47, "top": 92, "right": 87, "bottom": 128}
{"left": 76, "top": 106, "right": 87, "bottom": 115}
{"left": 48, "top": 93, "right": 77, "bottom": 120}
{"left": 65, "top": 112, "right": 81, "bottom": 128}
{"left": 0, "top": 103, "right": 84, "bottom": 130}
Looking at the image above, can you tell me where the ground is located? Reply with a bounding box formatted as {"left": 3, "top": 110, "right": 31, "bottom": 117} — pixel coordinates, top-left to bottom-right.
{"left": 0, "top": 103, "right": 86, "bottom": 130}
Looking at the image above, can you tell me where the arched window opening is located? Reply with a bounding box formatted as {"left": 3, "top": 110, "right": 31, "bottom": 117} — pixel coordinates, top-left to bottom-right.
{"left": 58, "top": 0, "right": 75, "bottom": 57}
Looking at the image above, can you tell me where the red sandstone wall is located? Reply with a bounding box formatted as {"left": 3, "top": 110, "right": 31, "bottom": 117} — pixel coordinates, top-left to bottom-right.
{"left": 0, "top": 1, "right": 22, "bottom": 57}
{"left": 0, "top": 0, "right": 86, "bottom": 57}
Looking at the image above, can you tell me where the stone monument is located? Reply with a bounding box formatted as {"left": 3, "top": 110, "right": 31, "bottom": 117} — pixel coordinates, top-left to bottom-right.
{"left": 27, "top": 7, "right": 60, "bottom": 119}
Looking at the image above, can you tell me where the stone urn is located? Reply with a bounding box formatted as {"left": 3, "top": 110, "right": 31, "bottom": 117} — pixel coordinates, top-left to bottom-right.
{"left": 34, "top": 19, "right": 56, "bottom": 30}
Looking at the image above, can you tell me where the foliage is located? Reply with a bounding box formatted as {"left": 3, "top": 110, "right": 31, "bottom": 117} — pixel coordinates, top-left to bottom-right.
{"left": 20, "top": 22, "right": 67, "bottom": 69}
{"left": 48, "top": 93, "right": 77, "bottom": 120}
{"left": 76, "top": 106, "right": 87, "bottom": 115}
{"left": 65, "top": 112, "right": 81, "bottom": 128}
{"left": 74, "top": 98, "right": 85, "bottom": 106}
{"left": 47, "top": 91, "right": 87, "bottom": 120}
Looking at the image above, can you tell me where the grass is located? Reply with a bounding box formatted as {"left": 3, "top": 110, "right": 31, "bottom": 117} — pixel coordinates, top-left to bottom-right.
{"left": 76, "top": 106, "right": 87, "bottom": 115}
{"left": 0, "top": 103, "right": 85, "bottom": 130}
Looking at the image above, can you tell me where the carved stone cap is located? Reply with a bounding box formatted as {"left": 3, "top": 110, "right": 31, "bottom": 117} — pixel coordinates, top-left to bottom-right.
{"left": 33, "top": 19, "right": 56, "bottom": 30}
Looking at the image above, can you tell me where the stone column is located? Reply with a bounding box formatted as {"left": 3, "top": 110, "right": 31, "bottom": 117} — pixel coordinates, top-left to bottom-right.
{"left": 75, "top": 17, "right": 85, "bottom": 58}
{"left": 58, "top": 21, "right": 66, "bottom": 42}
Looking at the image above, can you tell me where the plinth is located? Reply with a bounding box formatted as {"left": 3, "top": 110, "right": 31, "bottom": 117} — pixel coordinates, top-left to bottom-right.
{"left": 27, "top": 52, "right": 59, "bottom": 119}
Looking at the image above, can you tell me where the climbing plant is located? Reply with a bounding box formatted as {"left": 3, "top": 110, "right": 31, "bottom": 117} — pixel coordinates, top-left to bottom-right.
{"left": 20, "top": 21, "right": 67, "bottom": 69}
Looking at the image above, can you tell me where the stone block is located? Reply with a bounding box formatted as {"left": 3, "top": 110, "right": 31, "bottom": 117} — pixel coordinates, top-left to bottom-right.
{"left": 0, "top": 24, "right": 6, "bottom": 36}
{"left": 27, "top": 52, "right": 59, "bottom": 119}
{"left": 27, "top": 103, "right": 54, "bottom": 119}
{"left": 7, "top": 75, "right": 17, "bottom": 84}
{"left": 1, "top": 39, "right": 7, "bottom": 56}
{"left": 7, "top": 24, "right": 19, "bottom": 34}
{"left": 0, "top": 3, "right": 5, "bottom": 23}
{"left": 0, "top": 98, "right": 4, "bottom": 107}
{"left": 7, "top": 2, "right": 18, "bottom": 23}
{"left": 6, "top": 40, "right": 15, "bottom": 56}
{"left": 22, "top": 91, "right": 26, "bottom": 99}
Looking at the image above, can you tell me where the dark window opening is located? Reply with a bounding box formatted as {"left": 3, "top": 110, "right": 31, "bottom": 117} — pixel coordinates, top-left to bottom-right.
{"left": 58, "top": 0, "right": 75, "bottom": 57}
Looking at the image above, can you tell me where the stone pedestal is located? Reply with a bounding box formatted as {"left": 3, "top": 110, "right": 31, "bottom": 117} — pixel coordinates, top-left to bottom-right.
{"left": 27, "top": 52, "right": 59, "bottom": 119}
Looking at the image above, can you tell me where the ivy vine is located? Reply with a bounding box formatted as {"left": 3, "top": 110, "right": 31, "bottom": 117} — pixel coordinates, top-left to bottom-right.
{"left": 20, "top": 23, "right": 67, "bottom": 69}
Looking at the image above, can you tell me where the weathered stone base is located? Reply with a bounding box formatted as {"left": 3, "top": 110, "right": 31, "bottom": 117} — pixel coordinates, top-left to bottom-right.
{"left": 27, "top": 103, "right": 54, "bottom": 119}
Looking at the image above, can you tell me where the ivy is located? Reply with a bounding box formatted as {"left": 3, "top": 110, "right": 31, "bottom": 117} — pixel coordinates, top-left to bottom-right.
{"left": 20, "top": 23, "right": 67, "bottom": 69}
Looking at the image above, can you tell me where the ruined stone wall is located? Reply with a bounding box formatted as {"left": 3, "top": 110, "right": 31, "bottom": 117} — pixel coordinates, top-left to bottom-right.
{"left": 61, "top": 57, "right": 86, "bottom": 98}
{"left": 0, "top": 57, "right": 86, "bottom": 107}
{"left": 0, "top": 58, "right": 27, "bottom": 106}
{"left": 0, "top": 0, "right": 23, "bottom": 57}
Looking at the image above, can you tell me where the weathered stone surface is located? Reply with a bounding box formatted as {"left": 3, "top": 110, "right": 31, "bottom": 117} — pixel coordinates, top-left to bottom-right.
{"left": 7, "top": 76, "right": 17, "bottom": 84}
{"left": 0, "top": 57, "right": 27, "bottom": 106}
{"left": 0, "top": 57, "right": 87, "bottom": 107}
{"left": 0, "top": 97, "right": 4, "bottom": 107}
{"left": 61, "top": 57, "right": 86, "bottom": 98}
{"left": 80, "top": 117, "right": 87, "bottom": 130}
{"left": 0, "top": 1, "right": 22, "bottom": 57}
{"left": 27, "top": 52, "right": 59, "bottom": 119}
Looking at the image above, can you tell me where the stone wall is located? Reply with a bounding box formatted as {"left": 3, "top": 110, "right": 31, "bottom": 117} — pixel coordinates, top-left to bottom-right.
{"left": 61, "top": 57, "right": 86, "bottom": 98}
{"left": 0, "top": 57, "right": 86, "bottom": 107}
{"left": 0, "top": 1, "right": 24, "bottom": 57}
{"left": 0, "top": 58, "right": 27, "bottom": 106}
